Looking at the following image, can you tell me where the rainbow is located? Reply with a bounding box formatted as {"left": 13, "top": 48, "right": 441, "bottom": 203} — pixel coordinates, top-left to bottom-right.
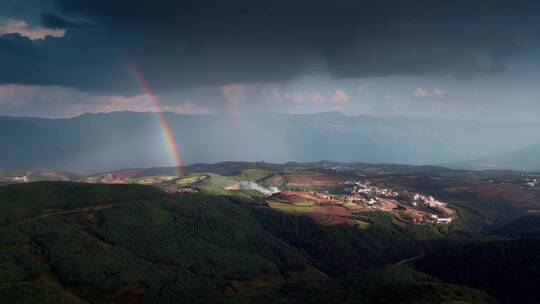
{"left": 126, "top": 60, "right": 185, "bottom": 177}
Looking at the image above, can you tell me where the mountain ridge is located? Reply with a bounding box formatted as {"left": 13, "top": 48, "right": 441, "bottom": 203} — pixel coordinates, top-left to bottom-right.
{"left": 2, "top": 111, "right": 540, "bottom": 172}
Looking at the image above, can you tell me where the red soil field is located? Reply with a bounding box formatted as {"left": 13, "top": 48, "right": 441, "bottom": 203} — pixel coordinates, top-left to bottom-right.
{"left": 312, "top": 206, "right": 356, "bottom": 226}
{"left": 312, "top": 205, "right": 352, "bottom": 217}
{"left": 224, "top": 184, "right": 241, "bottom": 190}
{"left": 109, "top": 169, "right": 145, "bottom": 181}
{"left": 269, "top": 191, "right": 342, "bottom": 204}
{"left": 473, "top": 184, "right": 540, "bottom": 209}
{"left": 112, "top": 284, "right": 145, "bottom": 304}
{"left": 267, "top": 191, "right": 357, "bottom": 226}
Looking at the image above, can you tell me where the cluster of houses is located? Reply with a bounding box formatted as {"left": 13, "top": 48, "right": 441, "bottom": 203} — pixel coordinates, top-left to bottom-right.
{"left": 347, "top": 181, "right": 399, "bottom": 198}
{"left": 412, "top": 193, "right": 447, "bottom": 208}
{"left": 412, "top": 194, "right": 452, "bottom": 224}
{"left": 344, "top": 180, "right": 453, "bottom": 224}
{"left": 342, "top": 181, "right": 400, "bottom": 207}
{"left": 2, "top": 175, "right": 30, "bottom": 183}
{"left": 523, "top": 177, "right": 538, "bottom": 187}
{"left": 431, "top": 215, "right": 453, "bottom": 224}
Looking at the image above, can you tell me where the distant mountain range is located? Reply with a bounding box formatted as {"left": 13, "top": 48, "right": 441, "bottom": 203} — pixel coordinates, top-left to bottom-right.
{"left": 2, "top": 111, "right": 540, "bottom": 172}
{"left": 452, "top": 144, "right": 540, "bottom": 172}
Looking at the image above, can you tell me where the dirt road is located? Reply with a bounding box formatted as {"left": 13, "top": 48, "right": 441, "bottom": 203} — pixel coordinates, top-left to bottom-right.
{"left": 16, "top": 204, "right": 114, "bottom": 225}
{"left": 395, "top": 254, "right": 425, "bottom": 266}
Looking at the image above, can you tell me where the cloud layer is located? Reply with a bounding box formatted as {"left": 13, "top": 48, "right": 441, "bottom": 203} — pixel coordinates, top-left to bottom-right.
{"left": 0, "top": 0, "right": 538, "bottom": 96}
{"left": 0, "top": 19, "right": 65, "bottom": 40}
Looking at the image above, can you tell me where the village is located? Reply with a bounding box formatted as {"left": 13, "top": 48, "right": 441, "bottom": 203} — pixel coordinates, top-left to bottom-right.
{"left": 341, "top": 180, "right": 455, "bottom": 224}
{"left": 260, "top": 178, "right": 457, "bottom": 226}
{"left": 521, "top": 176, "right": 539, "bottom": 187}
{"left": 1, "top": 175, "right": 30, "bottom": 183}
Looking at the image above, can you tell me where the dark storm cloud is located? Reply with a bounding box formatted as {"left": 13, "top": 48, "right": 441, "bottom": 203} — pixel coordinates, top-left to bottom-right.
{"left": 1, "top": 0, "right": 539, "bottom": 94}
{"left": 41, "top": 13, "right": 78, "bottom": 29}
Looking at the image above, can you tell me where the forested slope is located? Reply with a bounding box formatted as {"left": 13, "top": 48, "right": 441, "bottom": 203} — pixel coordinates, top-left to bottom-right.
{"left": 0, "top": 182, "right": 493, "bottom": 303}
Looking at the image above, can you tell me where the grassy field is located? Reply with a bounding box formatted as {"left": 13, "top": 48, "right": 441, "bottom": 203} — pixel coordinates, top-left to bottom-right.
{"left": 294, "top": 201, "right": 316, "bottom": 207}
{"left": 343, "top": 202, "right": 358, "bottom": 208}
{"left": 267, "top": 202, "right": 314, "bottom": 213}
{"left": 176, "top": 174, "right": 206, "bottom": 186}
{"left": 356, "top": 220, "right": 371, "bottom": 229}
{"left": 133, "top": 176, "right": 176, "bottom": 185}
{"left": 237, "top": 169, "right": 274, "bottom": 183}
{"left": 197, "top": 173, "right": 240, "bottom": 187}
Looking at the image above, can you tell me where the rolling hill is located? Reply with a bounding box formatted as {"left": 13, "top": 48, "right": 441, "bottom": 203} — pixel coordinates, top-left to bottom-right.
{"left": 0, "top": 181, "right": 494, "bottom": 303}
{"left": 2, "top": 162, "right": 540, "bottom": 302}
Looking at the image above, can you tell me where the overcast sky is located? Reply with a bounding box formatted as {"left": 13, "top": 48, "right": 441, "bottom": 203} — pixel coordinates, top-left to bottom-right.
{"left": 0, "top": 0, "right": 539, "bottom": 121}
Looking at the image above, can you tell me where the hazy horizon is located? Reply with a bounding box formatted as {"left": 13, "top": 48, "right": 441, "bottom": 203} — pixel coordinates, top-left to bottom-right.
{"left": 2, "top": 110, "right": 540, "bottom": 173}
{"left": 6, "top": 109, "right": 540, "bottom": 125}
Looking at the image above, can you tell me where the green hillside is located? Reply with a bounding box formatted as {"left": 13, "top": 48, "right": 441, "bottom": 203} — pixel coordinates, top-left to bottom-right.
{"left": 0, "top": 182, "right": 164, "bottom": 225}
{"left": 0, "top": 182, "right": 492, "bottom": 303}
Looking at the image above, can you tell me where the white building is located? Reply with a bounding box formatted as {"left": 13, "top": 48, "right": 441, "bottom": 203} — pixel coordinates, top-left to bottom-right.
{"left": 436, "top": 217, "right": 452, "bottom": 224}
